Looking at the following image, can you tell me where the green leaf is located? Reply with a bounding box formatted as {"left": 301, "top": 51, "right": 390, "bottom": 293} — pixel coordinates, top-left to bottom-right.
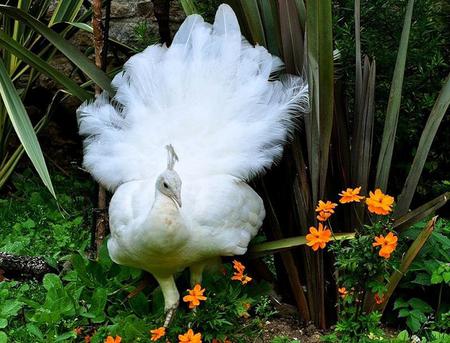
{"left": 375, "top": 0, "right": 415, "bottom": 191}
{"left": 49, "top": 0, "right": 83, "bottom": 25}
{"left": 54, "top": 331, "right": 77, "bottom": 342}
{"left": 393, "top": 298, "right": 408, "bottom": 310}
{"left": 374, "top": 217, "right": 436, "bottom": 313}
{"left": 89, "top": 287, "right": 107, "bottom": 323}
{"left": 398, "top": 308, "right": 409, "bottom": 318}
{"left": 25, "top": 324, "right": 44, "bottom": 341}
{"left": 248, "top": 232, "right": 355, "bottom": 257}
{"left": 0, "top": 59, "right": 55, "bottom": 197}
{"left": 410, "top": 309, "right": 427, "bottom": 323}
{"left": 0, "top": 5, "right": 113, "bottom": 93}
{"left": 431, "top": 273, "right": 443, "bottom": 284}
{"left": 180, "top": 0, "right": 198, "bottom": 15}
{"left": 408, "top": 298, "right": 432, "bottom": 313}
{"left": 394, "top": 192, "right": 449, "bottom": 232}
{"left": 258, "top": 0, "right": 281, "bottom": 56}
{"left": 240, "top": 0, "right": 266, "bottom": 46}
{"left": 42, "top": 273, "right": 63, "bottom": 292}
{"left": 0, "top": 319, "right": 6, "bottom": 329}
{"left": 406, "top": 316, "right": 421, "bottom": 333}
{"left": 0, "top": 331, "right": 6, "bottom": 343}
{"left": 0, "top": 300, "right": 22, "bottom": 317}
{"left": 0, "top": 30, "right": 90, "bottom": 100}
{"left": 396, "top": 73, "right": 450, "bottom": 215}
{"left": 278, "top": 0, "right": 304, "bottom": 73}
{"left": 306, "top": 0, "right": 334, "bottom": 200}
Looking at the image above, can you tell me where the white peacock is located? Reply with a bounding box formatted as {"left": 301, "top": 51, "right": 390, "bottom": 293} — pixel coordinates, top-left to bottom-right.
{"left": 78, "top": 4, "right": 308, "bottom": 326}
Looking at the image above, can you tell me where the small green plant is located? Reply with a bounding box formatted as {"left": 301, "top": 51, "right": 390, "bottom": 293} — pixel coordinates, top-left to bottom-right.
{"left": 394, "top": 298, "right": 433, "bottom": 333}
{"left": 270, "top": 336, "right": 298, "bottom": 343}
{"left": 133, "top": 20, "right": 159, "bottom": 50}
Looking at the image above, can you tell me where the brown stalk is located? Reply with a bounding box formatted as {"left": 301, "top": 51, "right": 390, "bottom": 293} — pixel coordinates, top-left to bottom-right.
{"left": 92, "top": 0, "right": 108, "bottom": 256}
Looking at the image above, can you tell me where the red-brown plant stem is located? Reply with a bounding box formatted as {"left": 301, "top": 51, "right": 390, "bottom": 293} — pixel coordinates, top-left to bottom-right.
{"left": 92, "top": 0, "right": 108, "bottom": 256}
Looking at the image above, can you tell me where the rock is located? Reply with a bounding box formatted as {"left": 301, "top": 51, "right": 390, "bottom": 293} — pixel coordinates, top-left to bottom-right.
{"left": 136, "top": 1, "right": 154, "bottom": 17}
{"left": 111, "top": 2, "right": 133, "bottom": 18}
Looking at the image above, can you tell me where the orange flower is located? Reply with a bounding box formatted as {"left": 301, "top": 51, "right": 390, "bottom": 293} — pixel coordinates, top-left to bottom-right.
{"left": 372, "top": 232, "right": 398, "bottom": 259}
{"left": 317, "top": 211, "right": 332, "bottom": 222}
{"left": 339, "top": 187, "right": 364, "bottom": 203}
{"left": 183, "top": 284, "right": 207, "bottom": 309}
{"left": 306, "top": 223, "right": 332, "bottom": 251}
{"left": 178, "top": 328, "right": 202, "bottom": 343}
{"left": 150, "top": 327, "right": 166, "bottom": 341}
{"left": 232, "top": 260, "right": 245, "bottom": 273}
{"left": 74, "top": 327, "right": 83, "bottom": 336}
{"left": 315, "top": 200, "right": 337, "bottom": 214}
{"left": 374, "top": 293, "right": 385, "bottom": 304}
{"left": 244, "top": 303, "right": 251, "bottom": 310}
{"left": 338, "top": 287, "right": 348, "bottom": 298}
{"left": 366, "top": 189, "right": 394, "bottom": 215}
{"left": 85, "top": 336, "right": 91, "bottom": 343}
{"left": 212, "top": 339, "right": 231, "bottom": 343}
{"left": 231, "top": 260, "right": 252, "bottom": 285}
{"left": 105, "top": 336, "right": 121, "bottom": 343}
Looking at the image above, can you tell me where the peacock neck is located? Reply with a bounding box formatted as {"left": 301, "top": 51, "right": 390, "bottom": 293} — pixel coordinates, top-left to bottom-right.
{"left": 151, "top": 190, "right": 181, "bottom": 215}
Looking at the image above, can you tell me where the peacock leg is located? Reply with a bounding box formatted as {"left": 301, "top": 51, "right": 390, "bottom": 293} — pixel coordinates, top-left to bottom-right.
{"left": 155, "top": 275, "right": 180, "bottom": 327}
{"left": 189, "top": 262, "right": 205, "bottom": 286}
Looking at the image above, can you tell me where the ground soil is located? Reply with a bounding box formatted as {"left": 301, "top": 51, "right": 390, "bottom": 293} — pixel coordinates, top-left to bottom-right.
{"left": 261, "top": 313, "right": 324, "bottom": 342}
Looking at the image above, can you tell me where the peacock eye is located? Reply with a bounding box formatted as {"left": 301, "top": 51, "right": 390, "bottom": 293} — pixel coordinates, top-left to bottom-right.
{"left": 163, "top": 182, "right": 168, "bottom": 188}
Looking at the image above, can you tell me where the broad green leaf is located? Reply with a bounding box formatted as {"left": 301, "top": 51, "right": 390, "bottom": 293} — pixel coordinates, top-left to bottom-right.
{"left": 0, "top": 331, "right": 6, "bottom": 343}
{"left": 398, "top": 308, "right": 409, "bottom": 318}
{"left": 0, "top": 5, "right": 113, "bottom": 93}
{"left": 0, "top": 59, "right": 55, "bottom": 197}
{"left": 0, "top": 31, "right": 90, "bottom": 100}
{"left": 396, "top": 74, "right": 450, "bottom": 215}
{"left": 0, "top": 300, "right": 22, "bottom": 317}
{"left": 0, "top": 319, "right": 6, "bottom": 329}
{"left": 406, "top": 315, "right": 422, "bottom": 332}
{"left": 393, "top": 298, "right": 408, "bottom": 310}
{"left": 408, "top": 298, "right": 432, "bottom": 313}
{"left": 375, "top": 0, "right": 415, "bottom": 191}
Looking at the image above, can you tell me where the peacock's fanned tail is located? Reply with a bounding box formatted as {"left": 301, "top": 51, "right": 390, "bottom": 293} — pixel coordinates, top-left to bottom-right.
{"left": 78, "top": 4, "right": 308, "bottom": 191}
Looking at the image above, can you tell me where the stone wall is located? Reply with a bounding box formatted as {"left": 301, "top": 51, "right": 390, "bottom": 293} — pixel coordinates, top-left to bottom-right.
{"left": 109, "top": 0, "right": 185, "bottom": 46}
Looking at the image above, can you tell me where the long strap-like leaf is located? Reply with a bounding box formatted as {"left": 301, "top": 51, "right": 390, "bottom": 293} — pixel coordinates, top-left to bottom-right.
{"left": 0, "top": 5, "right": 113, "bottom": 94}
{"left": 0, "top": 31, "right": 90, "bottom": 101}
{"left": 375, "top": 0, "right": 415, "bottom": 191}
{"left": 0, "top": 59, "right": 55, "bottom": 197}
{"left": 395, "top": 74, "right": 450, "bottom": 216}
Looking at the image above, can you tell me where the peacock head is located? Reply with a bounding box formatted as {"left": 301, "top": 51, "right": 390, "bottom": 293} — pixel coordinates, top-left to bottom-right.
{"left": 156, "top": 145, "right": 182, "bottom": 208}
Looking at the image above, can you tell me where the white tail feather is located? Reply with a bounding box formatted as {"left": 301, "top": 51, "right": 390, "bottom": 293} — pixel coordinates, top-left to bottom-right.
{"left": 78, "top": 4, "right": 308, "bottom": 191}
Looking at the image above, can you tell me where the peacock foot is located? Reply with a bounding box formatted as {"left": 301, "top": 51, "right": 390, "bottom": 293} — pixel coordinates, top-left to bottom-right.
{"left": 163, "top": 301, "right": 179, "bottom": 328}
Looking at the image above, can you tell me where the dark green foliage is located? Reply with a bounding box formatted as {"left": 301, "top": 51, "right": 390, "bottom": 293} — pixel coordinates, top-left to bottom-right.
{"left": 390, "top": 218, "right": 450, "bottom": 338}
{"left": 0, "top": 169, "right": 91, "bottom": 258}
{"left": 334, "top": 0, "right": 450, "bottom": 201}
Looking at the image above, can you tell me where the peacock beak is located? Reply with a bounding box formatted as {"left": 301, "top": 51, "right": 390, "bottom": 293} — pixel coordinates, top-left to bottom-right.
{"left": 171, "top": 193, "right": 182, "bottom": 208}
